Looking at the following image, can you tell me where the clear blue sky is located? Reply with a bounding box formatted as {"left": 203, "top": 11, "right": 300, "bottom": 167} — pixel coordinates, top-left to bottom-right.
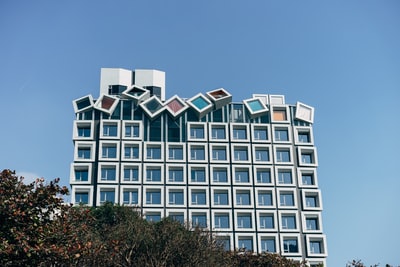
{"left": 1, "top": 1, "right": 399, "bottom": 266}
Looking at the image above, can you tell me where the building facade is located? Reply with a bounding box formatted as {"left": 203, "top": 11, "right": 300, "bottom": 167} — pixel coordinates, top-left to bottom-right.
{"left": 70, "top": 68, "right": 327, "bottom": 265}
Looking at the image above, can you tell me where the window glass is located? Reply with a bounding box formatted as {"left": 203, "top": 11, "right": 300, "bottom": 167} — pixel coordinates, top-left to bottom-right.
{"left": 237, "top": 214, "right": 252, "bottom": 228}
{"left": 168, "top": 168, "right": 184, "bottom": 182}
{"left": 168, "top": 146, "right": 183, "bottom": 160}
{"left": 298, "top": 132, "right": 310, "bottom": 143}
{"left": 191, "top": 168, "right": 205, "bottom": 182}
{"left": 123, "top": 167, "right": 138, "bottom": 181}
{"left": 124, "top": 145, "right": 139, "bottom": 159}
{"left": 147, "top": 146, "right": 161, "bottom": 159}
{"left": 100, "top": 190, "right": 115, "bottom": 204}
{"left": 255, "top": 149, "right": 269, "bottom": 161}
{"left": 192, "top": 214, "right": 207, "bottom": 228}
{"left": 169, "top": 213, "right": 185, "bottom": 224}
{"left": 253, "top": 128, "right": 267, "bottom": 140}
{"left": 261, "top": 239, "right": 276, "bottom": 253}
{"left": 283, "top": 239, "right": 298, "bottom": 253}
{"left": 235, "top": 169, "right": 249, "bottom": 183}
{"left": 78, "top": 126, "right": 91, "bottom": 137}
{"left": 274, "top": 128, "right": 288, "bottom": 141}
{"left": 102, "top": 145, "right": 117, "bottom": 158}
{"left": 75, "top": 169, "right": 88, "bottom": 181}
{"left": 101, "top": 167, "right": 116, "bottom": 181}
{"left": 75, "top": 192, "right": 89, "bottom": 204}
{"left": 191, "top": 146, "right": 205, "bottom": 160}
{"left": 213, "top": 168, "right": 227, "bottom": 183}
{"left": 238, "top": 238, "right": 253, "bottom": 251}
{"left": 146, "top": 190, "right": 161, "bottom": 204}
{"left": 256, "top": 169, "right": 271, "bottom": 184}
{"left": 146, "top": 168, "right": 161, "bottom": 182}
{"left": 282, "top": 215, "right": 296, "bottom": 229}
{"left": 258, "top": 191, "right": 272, "bottom": 206}
{"left": 233, "top": 128, "right": 247, "bottom": 139}
{"left": 276, "top": 149, "right": 290, "bottom": 162}
{"left": 190, "top": 126, "right": 204, "bottom": 139}
{"left": 103, "top": 124, "right": 118, "bottom": 137}
{"left": 260, "top": 215, "right": 274, "bottom": 229}
{"left": 191, "top": 190, "right": 206, "bottom": 205}
{"left": 278, "top": 170, "right": 292, "bottom": 184}
{"left": 306, "top": 196, "right": 317, "bottom": 207}
{"left": 302, "top": 174, "right": 314, "bottom": 185}
{"left": 214, "top": 190, "right": 228, "bottom": 205}
{"left": 216, "top": 238, "right": 230, "bottom": 251}
{"left": 125, "top": 124, "right": 139, "bottom": 138}
{"left": 280, "top": 193, "right": 294, "bottom": 206}
{"left": 146, "top": 213, "right": 161, "bottom": 222}
{"left": 306, "top": 218, "right": 319, "bottom": 230}
{"left": 310, "top": 241, "right": 322, "bottom": 254}
{"left": 123, "top": 190, "right": 138, "bottom": 205}
{"left": 211, "top": 127, "right": 225, "bottom": 139}
{"left": 214, "top": 214, "right": 229, "bottom": 228}
{"left": 301, "top": 153, "right": 313, "bottom": 164}
{"left": 234, "top": 148, "right": 248, "bottom": 161}
{"left": 236, "top": 191, "right": 250, "bottom": 205}
{"left": 169, "top": 191, "right": 184, "bottom": 205}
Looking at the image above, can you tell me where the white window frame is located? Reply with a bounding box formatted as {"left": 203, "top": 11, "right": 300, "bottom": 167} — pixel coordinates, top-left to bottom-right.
{"left": 253, "top": 166, "right": 274, "bottom": 186}
{"left": 235, "top": 211, "right": 255, "bottom": 231}
{"left": 212, "top": 210, "right": 232, "bottom": 231}
{"left": 210, "top": 165, "right": 231, "bottom": 185}
{"left": 210, "top": 144, "right": 229, "bottom": 163}
{"left": 251, "top": 124, "right": 271, "bottom": 143}
{"left": 70, "top": 163, "right": 92, "bottom": 184}
{"left": 279, "top": 211, "right": 299, "bottom": 232}
{"left": 280, "top": 234, "right": 302, "bottom": 256}
{"left": 166, "top": 143, "right": 186, "bottom": 162}
{"left": 144, "top": 142, "right": 164, "bottom": 162}
{"left": 189, "top": 209, "right": 209, "bottom": 229}
{"left": 252, "top": 144, "right": 272, "bottom": 164}
{"left": 230, "top": 123, "right": 250, "bottom": 142}
{"left": 255, "top": 188, "right": 275, "bottom": 208}
{"left": 100, "top": 120, "right": 120, "bottom": 139}
{"left": 73, "top": 120, "right": 94, "bottom": 140}
{"left": 277, "top": 188, "right": 298, "bottom": 209}
{"left": 188, "top": 143, "right": 208, "bottom": 162}
{"left": 235, "top": 234, "right": 256, "bottom": 252}
{"left": 306, "top": 234, "right": 328, "bottom": 257}
{"left": 234, "top": 188, "right": 253, "bottom": 208}
{"left": 122, "top": 141, "right": 142, "bottom": 161}
{"left": 188, "top": 164, "right": 208, "bottom": 184}
{"left": 211, "top": 187, "right": 231, "bottom": 207}
{"left": 189, "top": 187, "right": 209, "bottom": 207}
{"left": 143, "top": 186, "right": 164, "bottom": 207}
{"left": 122, "top": 120, "right": 142, "bottom": 140}
{"left": 120, "top": 185, "right": 141, "bottom": 206}
{"left": 273, "top": 145, "right": 293, "bottom": 165}
{"left": 271, "top": 105, "right": 290, "bottom": 124}
{"left": 301, "top": 211, "right": 323, "bottom": 233}
{"left": 99, "top": 141, "right": 120, "bottom": 161}
{"left": 232, "top": 166, "right": 252, "bottom": 185}
{"left": 297, "top": 147, "right": 318, "bottom": 167}
{"left": 275, "top": 166, "right": 296, "bottom": 186}
{"left": 98, "top": 163, "right": 119, "bottom": 183}
{"left": 167, "top": 186, "right": 186, "bottom": 207}
{"left": 258, "top": 234, "right": 279, "bottom": 253}
{"left": 166, "top": 164, "right": 186, "bottom": 184}
{"left": 187, "top": 122, "right": 207, "bottom": 141}
{"left": 71, "top": 186, "right": 93, "bottom": 206}
{"left": 297, "top": 168, "right": 318, "bottom": 188}
{"left": 302, "top": 189, "right": 323, "bottom": 210}
{"left": 97, "top": 185, "right": 118, "bottom": 206}
{"left": 257, "top": 210, "right": 278, "bottom": 231}
{"left": 294, "top": 126, "right": 314, "bottom": 145}
{"left": 209, "top": 123, "right": 228, "bottom": 142}
{"left": 121, "top": 163, "right": 141, "bottom": 183}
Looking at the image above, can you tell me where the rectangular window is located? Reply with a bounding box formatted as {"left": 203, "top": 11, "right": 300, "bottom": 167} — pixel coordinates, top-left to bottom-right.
{"left": 190, "top": 146, "right": 205, "bottom": 160}
{"left": 235, "top": 169, "right": 249, "bottom": 183}
{"left": 214, "top": 214, "right": 229, "bottom": 228}
{"left": 78, "top": 126, "right": 91, "bottom": 137}
{"left": 238, "top": 238, "right": 253, "bottom": 251}
{"left": 168, "top": 168, "right": 184, "bottom": 182}
{"left": 146, "top": 146, "right": 161, "bottom": 160}
{"left": 103, "top": 124, "right": 118, "bottom": 137}
{"left": 75, "top": 192, "right": 89, "bottom": 204}
{"left": 306, "top": 218, "right": 319, "bottom": 230}
{"left": 276, "top": 149, "right": 290, "bottom": 163}
{"left": 190, "top": 126, "right": 204, "bottom": 139}
{"left": 273, "top": 109, "right": 287, "bottom": 121}
{"left": 169, "top": 190, "right": 184, "bottom": 205}
{"left": 75, "top": 169, "right": 88, "bottom": 181}
{"left": 310, "top": 241, "right": 322, "bottom": 254}
{"left": 253, "top": 128, "right": 268, "bottom": 141}
{"left": 169, "top": 213, "right": 185, "bottom": 224}
{"left": 281, "top": 215, "right": 296, "bottom": 229}
{"left": 278, "top": 169, "right": 292, "bottom": 184}
{"left": 214, "top": 190, "right": 228, "bottom": 205}
{"left": 283, "top": 239, "right": 298, "bottom": 253}
{"left": 102, "top": 145, "right": 117, "bottom": 158}
{"left": 280, "top": 193, "right": 294, "bottom": 206}
{"left": 212, "top": 147, "right": 227, "bottom": 160}
{"left": 146, "top": 213, "right": 161, "bottom": 222}
{"left": 146, "top": 190, "right": 161, "bottom": 204}
{"left": 274, "top": 128, "right": 289, "bottom": 141}
{"left": 213, "top": 168, "right": 228, "bottom": 183}
{"left": 306, "top": 196, "right": 318, "bottom": 207}
{"left": 192, "top": 213, "right": 207, "bottom": 228}
{"left": 234, "top": 147, "right": 248, "bottom": 161}
{"left": 232, "top": 128, "right": 247, "bottom": 140}
{"left": 123, "top": 166, "right": 139, "bottom": 182}
{"left": 301, "top": 153, "right": 313, "bottom": 164}
{"left": 77, "top": 147, "right": 91, "bottom": 159}
{"left": 236, "top": 191, "right": 250, "bottom": 205}
{"left": 125, "top": 124, "right": 139, "bottom": 138}
{"left": 255, "top": 149, "right": 269, "bottom": 162}
{"left": 100, "top": 190, "right": 115, "bottom": 204}
{"left": 260, "top": 215, "right": 274, "bottom": 229}
{"left": 211, "top": 127, "right": 226, "bottom": 139}
{"left": 101, "top": 167, "right": 116, "bottom": 181}
{"left": 237, "top": 214, "right": 252, "bottom": 228}
{"left": 146, "top": 167, "right": 161, "bottom": 182}
{"left": 232, "top": 104, "right": 244, "bottom": 122}
{"left": 123, "top": 190, "right": 138, "bottom": 205}
{"left": 298, "top": 132, "right": 310, "bottom": 143}
{"left": 302, "top": 173, "right": 314, "bottom": 185}
{"left": 191, "top": 190, "right": 206, "bottom": 205}
{"left": 168, "top": 146, "right": 183, "bottom": 160}
{"left": 258, "top": 191, "right": 272, "bottom": 206}
{"left": 261, "top": 238, "right": 276, "bottom": 253}
{"left": 256, "top": 169, "right": 271, "bottom": 184}
{"left": 216, "top": 238, "right": 230, "bottom": 251}
{"left": 191, "top": 168, "right": 205, "bottom": 182}
{"left": 124, "top": 145, "right": 139, "bottom": 159}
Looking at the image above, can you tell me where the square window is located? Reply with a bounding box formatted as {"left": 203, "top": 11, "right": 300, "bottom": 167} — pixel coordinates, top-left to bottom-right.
{"left": 306, "top": 218, "right": 319, "bottom": 231}
{"left": 278, "top": 169, "right": 293, "bottom": 184}
{"left": 124, "top": 145, "right": 139, "bottom": 159}
{"left": 169, "top": 190, "right": 184, "bottom": 205}
{"left": 237, "top": 213, "right": 252, "bottom": 229}
{"left": 274, "top": 128, "right": 289, "bottom": 141}
{"left": 77, "top": 126, "right": 91, "bottom": 137}
{"left": 258, "top": 191, "right": 273, "bottom": 206}
{"left": 123, "top": 189, "right": 138, "bottom": 205}
{"left": 191, "top": 167, "right": 206, "bottom": 182}
{"left": 75, "top": 192, "right": 89, "bottom": 204}
{"left": 261, "top": 238, "right": 276, "bottom": 253}
{"left": 216, "top": 237, "right": 231, "bottom": 251}
{"left": 75, "top": 169, "right": 88, "bottom": 182}
{"left": 146, "top": 213, "right": 161, "bottom": 222}
{"left": 259, "top": 215, "right": 274, "bottom": 229}
{"left": 146, "top": 190, "right": 161, "bottom": 205}
{"left": 232, "top": 127, "right": 247, "bottom": 140}
{"left": 276, "top": 148, "right": 291, "bottom": 163}
{"left": 146, "top": 167, "right": 161, "bottom": 182}
{"left": 235, "top": 169, "right": 249, "bottom": 183}
{"left": 273, "top": 108, "right": 287, "bottom": 121}
{"left": 102, "top": 145, "right": 117, "bottom": 158}
{"left": 283, "top": 238, "right": 298, "bottom": 253}
{"left": 253, "top": 127, "right": 268, "bottom": 141}
{"left": 256, "top": 168, "right": 271, "bottom": 184}
{"left": 255, "top": 148, "right": 269, "bottom": 162}
{"left": 100, "top": 190, "right": 115, "bottom": 204}
{"left": 213, "top": 168, "right": 228, "bottom": 183}
{"left": 124, "top": 123, "right": 140, "bottom": 138}
{"left": 168, "top": 146, "right": 183, "bottom": 160}
{"left": 302, "top": 173, "right": 315, "bottom": 185}
{"left": 236, "top": 190, "right": 251, "bottom": 205}
{"left": 214, "top": 213, "right": 230, "bottom": 228}
{"left": 192, "top": 213, "right": 207, "bottom": 228}
{"left": 214, "top": 190, "right": 229, "bottom": 205}
{"left": 211, "top": 127, "right": 226, "bottom": 140}
{"left": 101, "top": 166, "right": 116, "bottom": 181}
{"left": 238, "top": 237, "right": 253, "bottom": 251}
{"left": 234, "top": 147, "right": 248, "bottom": 161}
{"left": 77, "top": 147, "right": 91, "bottom": 159}
{"left": 168, "top": 167, "right": 184, "bottom": 182}
{"left": 103, "top": 124, "right": 118, "bottom": 137}
{"left": 123, "top": 166, "right": 139, "bottom": 182}
{"left": 190, "top": 125, "right": 205, "bottom": 139}
{"left": 147, "top": 146, "right": 161, "bottom": 160}
{"left": 169, "top": 213, "right": 185, "bottom": 224}
{"left": 280, "top": 192, "right": 294, "bottom": 207}
{"left": 212, "top": 146, "right": 227, "bottom": 160}
{"left": 191, "top": 190, "right": 206, "bottom": 205}
{"left": 190, "top": 146, "right": 205, "bottom": 160}
{"left": 281, "top": 215, "right": 297, "bottom": 229}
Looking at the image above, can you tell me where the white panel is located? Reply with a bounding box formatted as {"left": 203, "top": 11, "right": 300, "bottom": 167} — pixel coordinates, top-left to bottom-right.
{"left": 100, "top": 68, "right": 133, "bottom": 95}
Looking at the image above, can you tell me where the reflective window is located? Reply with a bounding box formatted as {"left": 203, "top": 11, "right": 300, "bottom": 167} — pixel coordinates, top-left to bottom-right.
{"left": 75, "top": 169, "right": 88, "bottom": 181}
{"left": 306, "top": 218, "right": 319, "bottom": 230}
{"left": 168, "top": 146, "right": 183, "bottom": 160}
{"left": 168, "top": 167, "right": 184, "bottom": 182}
{"left": 124, "top": 145, "right": 139, "bottom": 159}
{"left": 124, "top": 124, "right": 140, "bottom": 138}
{"left": 258, "top": 191, "right": 273, "bottom": 206}
{"left": 100, "top": 190, "right": 115, "bottom": 204}
{"left": 214, "top": 190, "right": 229, "bottom": 205}
{"left": 191, "top": 190, "right": 206, "bottom": 205}
{"left": 238, "top": 238, "right": 253, "bottom": 251}
{"left": 278, "top": 169, "right": 292, "bottom": 184}
{"left": 78, "top": 126, "right": 91, "bottom": 137}
{"left": 146, "top": 146, "right": 161, "bottom": 160}
{"left": 123, "top": 166, "right": 139, "bottom": 182}
{"left": 261, "top": 238, "right": 276, "bottom": 253}
{"left": 146, "top": 213, "right": 161, "bottom": 222}
{"left": 191, "top": 146, "right": 205, "bottom": 160}
{"left": 146, "top": 190, "right": 161, "bottom": 204}
{"left": 211, "top": 127, "right": 226, "bottom": 139}
{"left": 256, "top": 169, "right": 271, "bottom": 184}
{"left": 281, "top": 215, "right": 296, "bottom": 229}
{"left": 169, "top": 190, "right": 184, "bottom": 205}
{"left": 190, "top": 125, "right": 204, "bottom": 139}
{"left": 192, "top": 213, "right": 207, "bottom": 228}
{"left": 237, "top": 214, "right": 252, "bottom": 228}
{"left": 101, "top": 166, "right": 116, "bottom": 181}
{"left": 280, "top": 192, "right": 294, "bottom": 206}
{"left": 255, "top": 148, "right": 269, "bottom": 162}
{"left": 146, "top": 167, "right": 161, "bottom": 182}
{"left": 259, "top": 215, "right": 274, "bottom": 229}
{"left": 102, "top": 145, "right": 117, "bottom": 158}
{"left": 274, "top": 128, "right": 288, "bottom": 141}
{"left": 253, "top": 127, "right": 268, "bottom": 141}
{"left": 75, "top": 192, "right": 89, "bottom": 204}
{"left": 276, "top": 149, "right": 290, "bottom": 162}
{"left": 213, "top": 168, "right": 228, "bottom": 183}
{"left": 191, "top": 168, "right": 205, "bottom": 182}
{"left": 236, "top": 191, "right": 250, "bottom": 205}
{"left": 123, "top": 189, "right": 138, "bottom": 205}
{"left": 103, "top": 124, "right": 118, "bottom": 137}
{"left": 214, "top": 213, "right": 230, "bottom": 228}
{"left": 283, "top": 238, "right": 298, "bottom": 253}
{"left": 212, "top": 147, "right": 227, "bottom": 160}
{"left": 235, "top": 169, "right": 249, "bottom": 183}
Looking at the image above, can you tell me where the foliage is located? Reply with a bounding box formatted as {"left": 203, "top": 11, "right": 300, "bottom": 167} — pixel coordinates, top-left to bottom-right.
{"left": 0, "top": 169, "right": 322, "bottom": 266}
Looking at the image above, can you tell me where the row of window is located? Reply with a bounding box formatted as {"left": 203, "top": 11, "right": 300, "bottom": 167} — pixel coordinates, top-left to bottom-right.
{"left": 73, "top": 120, "right": 314, "bottom": 146}
{"left": 213, "top": 233, "right": 327, "bottom": 257}
{"left": 74, "top": 141, "right": 318, "bottom": 166}
{"left": 71, "top": 163, "right": 318, "bottom": 187}
{"left": 72, "top": 185, "right": 322, "bottom": 210}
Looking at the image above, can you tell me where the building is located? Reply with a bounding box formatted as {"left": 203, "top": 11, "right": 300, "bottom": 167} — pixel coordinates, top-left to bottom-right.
{"left": 70, "top": 67, "right": 327, "bottom": 265}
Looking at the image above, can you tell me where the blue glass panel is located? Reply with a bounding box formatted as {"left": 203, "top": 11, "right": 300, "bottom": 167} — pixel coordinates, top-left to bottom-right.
{"left": 247, "top": 100, "right": 264, "bottom": 112}
{"left": 191, "top": 96, "right": 209, "bottom": 110}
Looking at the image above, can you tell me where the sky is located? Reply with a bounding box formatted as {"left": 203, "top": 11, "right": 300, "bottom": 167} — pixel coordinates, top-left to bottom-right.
{"left": 1, "top": 1, "right": 399, "bottom": 266}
